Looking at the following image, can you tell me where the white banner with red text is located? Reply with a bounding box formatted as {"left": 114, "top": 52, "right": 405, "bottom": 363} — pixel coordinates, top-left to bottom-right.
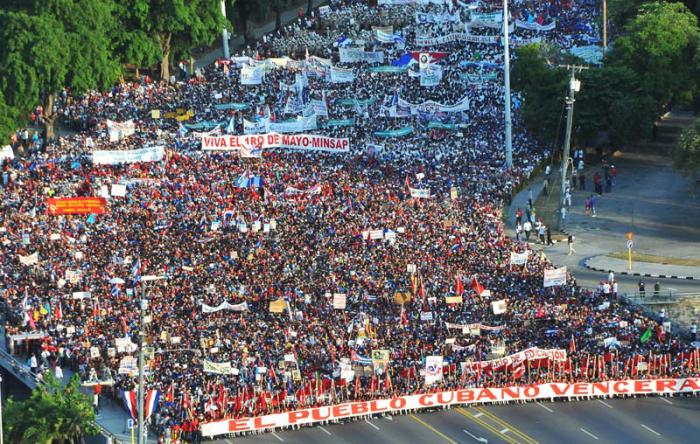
{"left": 201, "top": 133, "right": 350, "bottom": 153}
{"left": 201, "top": 378, "right": 700, "bottom": 437}
{"left": 462, "top": 347, "right": 567, "bottom": 372}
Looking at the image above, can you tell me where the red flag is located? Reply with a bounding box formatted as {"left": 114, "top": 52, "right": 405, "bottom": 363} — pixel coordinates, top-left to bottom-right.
{"left": 405, "top": 175, "right": 411, "bottom": 190}
{"left": 569, "top": 334, "right": 576, "bottom": 353}
{"left": 470, "top": 277, "right": 484, "bottom": 296}
{"left": 418, "top": 277, "right": 426, "bottom": 299}
{"left": 455, "top": 277, "right": 464, "bottom": 295}
{"left": 54, "top": 301, "right": 62, "bottom": 320}
{"left": 166, "top": 381, "right": 175, "bottom": 403}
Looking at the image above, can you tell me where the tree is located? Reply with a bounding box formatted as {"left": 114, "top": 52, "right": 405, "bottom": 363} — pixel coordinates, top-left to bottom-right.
{"left": 234, "top": 0, "right": 273, "bottom": 45}
{"left": 0, "top": 90, "right": 19, "bottom": 144}
{"left": 607, "top": 2, "right": 700, "bottom": 109}
{"left": 115, "top": 0, "right": 225, "bottom": 80}
{"left": 271, "top": 0, "right": 287, "bottom": 31}
{"left": 3, "top": 374, "right": 98, "bottom": 444}
{"left": 0, "top": 1, "right": 123, "bottom": 138}
{"left": 575, "top": 65, "right": 657, "bottom": 145}
{"left": 511, "top": 45, "right": 568, "bottom": 145}
{"left": 673, "top": 117, "right": 700, "bottom": 186}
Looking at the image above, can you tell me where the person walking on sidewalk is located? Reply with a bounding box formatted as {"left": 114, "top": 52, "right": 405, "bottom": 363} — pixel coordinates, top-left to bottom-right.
{"left": 567, "top": 234, "right": 576, "bottom": 255}
{"left": 538, "top": 223, "right": 546, "bottom": 244}
{"left": 546, "top": 225, "right": 553, "bottom": 246}
{"left": 579, "top": 172, "right": 586, "bottom": 190}
{"left": 515, "top": 222, "right": 522, "bottom": 242}
{"left": 523, "top": 220, "right": 532, "bottom": 241}
{"left": 515, "top": 207, "right": 523, "bottom": 225}
{"left": 589, "top": 194, "right": 597, "bottom": 217}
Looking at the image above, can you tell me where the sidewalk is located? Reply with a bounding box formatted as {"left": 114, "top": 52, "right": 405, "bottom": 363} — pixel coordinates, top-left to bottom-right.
{"left": 195, "top": 0, "right": 329, "bottom": 69}
{"left": 585, "top": 255, "right": 699, "bottom": 280}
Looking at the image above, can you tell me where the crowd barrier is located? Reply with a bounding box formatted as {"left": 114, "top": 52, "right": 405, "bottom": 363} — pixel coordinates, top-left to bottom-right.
{"left": 202, "top": 378, "right": 700, "bottom": 437}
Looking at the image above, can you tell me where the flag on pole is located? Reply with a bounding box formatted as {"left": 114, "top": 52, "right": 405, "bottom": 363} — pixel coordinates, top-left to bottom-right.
{"left": 569, "top": 334, "right": 576, "bottom": 353}
{"left": 471, "top": 276, "right": 484, "bottom": 296}
{"left": 121, "top": 390, "right": 138, "bottom": 419}
{"left": 640, "top": 326, "right": 652, "bottom": 343}
{"left": 455, "top": 277, "right": 464, "bottom": 295}
{"left": 132, "top": 257, "right": 141, "bottom": 283}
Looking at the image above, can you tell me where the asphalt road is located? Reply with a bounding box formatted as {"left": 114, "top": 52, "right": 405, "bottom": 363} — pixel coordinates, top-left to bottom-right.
{"left": 215, "top": 395, "right": 700, "bottom": 443}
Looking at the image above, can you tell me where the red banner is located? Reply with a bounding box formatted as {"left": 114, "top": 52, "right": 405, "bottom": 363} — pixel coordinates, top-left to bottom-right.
{"left": 201, "top": 378, "right": 700, "bottom": 437}
{"left": 47, "top": 197, "right": 107, "bottom": 215}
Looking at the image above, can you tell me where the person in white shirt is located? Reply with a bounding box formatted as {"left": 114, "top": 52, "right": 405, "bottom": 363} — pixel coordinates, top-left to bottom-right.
{"left": 523, "top": 220, "right": 532, "bottom": 241}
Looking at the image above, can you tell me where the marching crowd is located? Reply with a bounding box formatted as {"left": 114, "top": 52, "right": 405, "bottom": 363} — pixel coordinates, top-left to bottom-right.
{"left": 1, "top": 0, "right": 697, "bottom": 442}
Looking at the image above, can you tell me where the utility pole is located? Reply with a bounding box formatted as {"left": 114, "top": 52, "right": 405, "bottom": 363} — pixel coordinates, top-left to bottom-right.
{"left": 1, "top": 375, "right": 4, "bottom": 444}
{"left": 558, "top": 64, "right": 588, "bottom": 230}
{"left": 503, "top": 0, "right": 513, "bottom": 169}
{"left": 603, "top": 0, "right": 608, "bottom": 50}
{"left": 137, "top": 275, "right": 163, "bottom": 444}
{"left": 137, "top": 287, "right": 146, "bottom": 444}
{"left": 220, "top": 0, "right": 230, "bottom": 59}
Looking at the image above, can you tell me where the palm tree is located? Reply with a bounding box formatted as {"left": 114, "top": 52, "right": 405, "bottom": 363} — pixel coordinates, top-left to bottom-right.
{"left": 3, "top": 374, "right": 98, "bottom": 443}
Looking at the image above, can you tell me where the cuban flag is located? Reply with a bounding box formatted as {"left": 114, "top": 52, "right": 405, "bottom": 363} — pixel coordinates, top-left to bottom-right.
{"left": 121, "top": 390, "right": 160, "bottom": 420}
{"left": 223, "top": 208, "right": 236, "bottom": 226}
{"left": 178, "top": 122, "right": 188, "bottom": 138}
{"left": 122, "top": 390, "right": 138, "bottom": 419}
{"left": 111, "top": 284, "right": 120, "bottom": 298}
{"left": 336, "top": 35, "right": 352, "bottom": 48}
{"left": 132, "top": 257, "right": 141, "bottom": 284}
{"left": 250, "top": 176, "right": 264, "bottom": 188}
{"left": 234, "top": 172, "right": 250, "bottom": 188}
{"left": 392, "top": 53, "right": 414, "bottom": 67}
{"left": 350, "top": 350, "right": 373, "bottom": 366}
{"left": 226, "top": 116, "right": 236, "bottom": 134}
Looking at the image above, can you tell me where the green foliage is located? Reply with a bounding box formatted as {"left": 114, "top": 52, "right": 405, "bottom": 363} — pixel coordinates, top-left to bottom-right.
{"left": 607, "top": 2, "right": 700, "bottom": 107}
{"left": 3, "top": 374, "right": 98, "bottom": 444}
{"left": 514, "top": 2, "right": 700, "bottom": 149}
{"left": 607, "top": 0, "right": 645, "bottom": 28}
{"left": 0, "top": 90, "right": 20, "bottom": 144}
{"left": 116, "top": 0, "right": 226, "bottom": 78}
{"left": 575, "top": 65, "right": 656, "bottom": 145}
{"left": 674, "top": 117, "right": 700, "bottom": 180}
{"left": 511, "top": 45, "right": 568, "bottom": 145}
{"left": 0, "top": 10, "right": 69, "bottom": 114}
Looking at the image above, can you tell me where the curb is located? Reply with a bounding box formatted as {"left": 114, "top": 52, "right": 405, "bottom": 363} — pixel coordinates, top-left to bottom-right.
{"left": 583, "top": 259, "right": 696, "bottom": 280}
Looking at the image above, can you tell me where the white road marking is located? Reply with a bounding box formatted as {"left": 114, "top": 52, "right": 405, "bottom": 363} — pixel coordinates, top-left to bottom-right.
{"left": 536, "top": 401, "right": 554, "bottom": 412}
{"left": 272, "top": 432, "right": 285, "bottom": 442}
{"left": 365, "top": 419, "right": 381, "bottom": 430}
{"left": 386, "top": 415, "right": 394, "bottom": 421}
{"left": 658, "top": 396, "right": 673, "bottom": 405}
{"left": 474, "top": 412, "right": 484, "bottom": 418}
{"left": 641, "top": 424, "right": 661, "bottom": 436}
{"left": 319, "top": 426, "right": 332, "bottom": 435}
{"left": 500, "top": 427, "right": 510, "bottom": 434}
{"left": 463, "top": 429, "right": 489, "bottom": 443}
{"left": 597, "top": 399, "right": 613, "bottom": 409}
{"left": 579, "top": 428, "right": 599, "bottom": 440}
{"left": 225, "top": 440, "right": 234, "bottom": 444}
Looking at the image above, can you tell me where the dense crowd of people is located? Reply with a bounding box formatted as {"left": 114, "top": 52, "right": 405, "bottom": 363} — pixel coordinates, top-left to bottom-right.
{"left": 1, "top": 0, "right": 697, "bottom": 442}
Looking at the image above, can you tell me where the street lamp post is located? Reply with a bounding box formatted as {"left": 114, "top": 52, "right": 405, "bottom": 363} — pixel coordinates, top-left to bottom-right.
{"left": 220, "top": 0, "right": 230, "bottom": 59}
{"left": 1, "top": 374, "right": 4, "bottom": 444}
{"left": 558, "top": 65, "right": 587, "bottom": 230}
{"left": 137, "top": 275, "right": 164, "bottom": 444}
{"left": 503, "top": 0, "right": 513, "bottom": 169}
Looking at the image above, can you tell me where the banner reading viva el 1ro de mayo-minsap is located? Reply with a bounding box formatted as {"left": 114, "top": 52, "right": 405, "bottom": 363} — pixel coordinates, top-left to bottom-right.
{"left": 47, "top": 197, "right": 107, "bottom": 215}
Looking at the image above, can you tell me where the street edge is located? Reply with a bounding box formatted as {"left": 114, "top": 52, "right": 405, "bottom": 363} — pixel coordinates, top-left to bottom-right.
{"left": 583, "top": 259, "right": 696, "bottom": 280}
